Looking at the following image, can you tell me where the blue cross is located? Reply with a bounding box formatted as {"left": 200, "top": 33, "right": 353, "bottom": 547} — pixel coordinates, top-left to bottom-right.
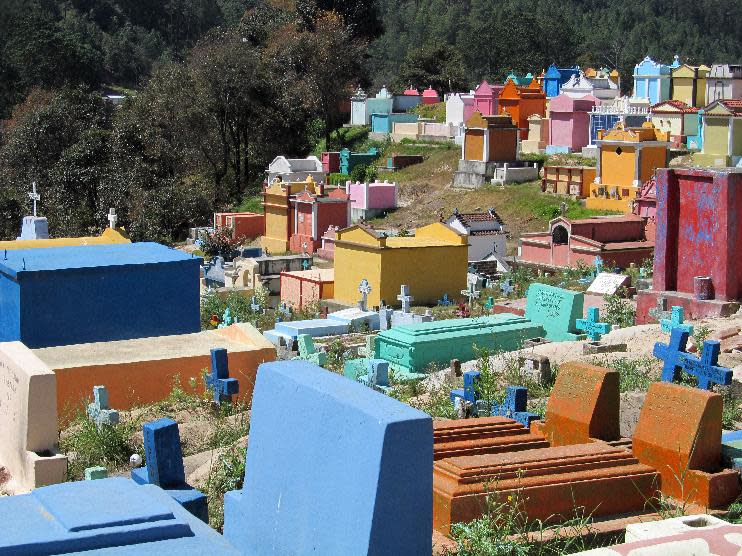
{"left": 492, "top": 386, "right": 541, "bottom": 428}
{"left": 450, "top": 370, "right": 480, "bottom": 406}
{"left": 250, "top": 296, "right": 261, "bottom": 313}
{"left": 438, "top": 293, "right": 453, "bottom": 306}
{"left": 205, "top": 348, "right": 239, "bottom": 404}
{"left": 279, "top": 303, "right": 292, "bottom": 318}
{"left": 302, "top": 259, "right": 311, "bottom": 270}
{"left": 576, "top": 307, "right": 611, "bottom": 342}
{"left": 217, "top": 307, "right": 234, "bottom": 329}
{"left": 653, "top": 328, "right": 732, "bottom": 390}
{"left": 484, "top": 296, "right": 495, "bottom": 310}
{"left": 500, "top": 279, "right": 515, "bottom": 296}
{"left": 660, "top": 306, "right": 693, "bottom": 335}
{"left": 87, "top": 385, "right": 119, "bottom": 427}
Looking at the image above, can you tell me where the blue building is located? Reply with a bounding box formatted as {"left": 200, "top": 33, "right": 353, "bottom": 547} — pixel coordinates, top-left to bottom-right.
{"left": 370, "top": 112, "right": 418, "bottom": 135}
{"left": 633, "top": 56, "right": 673, "bottom": 105}
{"left": 542, "top": 64, "right": 580, "bottom": 98}
{"left": 0, "top": 243, "right": 201, "bottom": 348}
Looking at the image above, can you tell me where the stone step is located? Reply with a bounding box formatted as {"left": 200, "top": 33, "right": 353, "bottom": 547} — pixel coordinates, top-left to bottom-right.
{"left": 433, "top": 441, "right": 659, "bottom": 535}
{"left": 433, "top": 417, "right": 549, "bottom": 460}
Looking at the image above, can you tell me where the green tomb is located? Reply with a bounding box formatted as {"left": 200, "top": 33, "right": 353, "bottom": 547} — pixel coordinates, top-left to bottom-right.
{"left": 375, "top": 313, "right": 544, "bottom": 375}
{"left": 523, "top": 283, "right": 585, "bottom": 341}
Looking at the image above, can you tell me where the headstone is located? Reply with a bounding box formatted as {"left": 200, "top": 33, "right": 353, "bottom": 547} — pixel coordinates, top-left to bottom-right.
{"left": 86, "top": 385, "right": 120, "bottom": 427}
{"left": 0, "top": 342, "right": 66, "bottom": 493}
{"left": 437, "top": 293, "right": 453, "bottom": 306}
{"left": 217, "top": 307, "right": 234, "bottom": 329}
{"left": 365, "top": 359, "right": 390, "bottom": 392}
{"left": 632, "top": 381, "right": 740, "bottom": 508}
{"left": 84, "top": 466, "right": 108, "bottom": 480}
{"left": 653, "top": 328, "right": 732, "bottom": 390}
{"left": 524, "top": 283, "right": 585, "bottom": 341}
{"left": 378, "top": 305, "right": 392, "bottom": 330}
{"left": 491, "top": 386, "right": 541, "bottom": 427}
{"left": 576, "top": 306, "right": 611, "bottom": 342}
{"left": 450, "top": 370, "right": 480, "bottom": 416}
{"left": 250, "top": 295, "right": 262, "bottom": 313}
{"left": 531, "top": 362, "right": 620, "bottom": 446}
{"left": 660, "top": 305, "right": 693, "bottom": 335}
{"left": 460, "top": 274, "right": 480, "bottom": 306}
{"left": 223, "top": 360, "right": 433, "bottom": 555}
{"left": 518, "top": 354, "right": 552, "bottom": 385}
{"left": 397, "top": 284, "right": 413, "bottom": 313}
{"left": 107, "top": 208, "right": 118, "bottom": 229}
{"left": 484, "top": 296, "right": 495, "bottom": 310}
{"left": 358, "top": 279, "right": 372, "bottom": 312}
{"left": 500, "top": 279, "right": 515, "bottom": 296}
{"left": 204, "top": 348, "right": 239, "bottom": 405}
{"left": 648, "top": 296, "right": 670, "bottom": 322}
{"left": 586, "top": 272, "right": 631, "bottom": 295}
{"left": 18, "top": 216, "right": 49, "bottom": 240}
{"left": 131, "top": 418, "right": 208, "bottom": 522}
{"left": 295, "top": 334, "right": 328, "bottom": 366}
{"left": 593, "top": 255, "right": 604, "bottom": 275}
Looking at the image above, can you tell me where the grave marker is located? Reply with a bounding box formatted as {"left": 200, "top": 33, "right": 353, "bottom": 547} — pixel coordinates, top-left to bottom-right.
{"left": 491, "top": 386, "right": 541, "bottom": 427}
{"left": 460, "top": 274, "right": 480, "bottom": 306}
{"left": 660, "top": 305, "right": 693, "bottom": 335}
{"left": 84, "top": 466, "right": 108, "bottom": 480}
{"left": 586, "top": 272, "right": 631, "bottom": 295}
{"left": 358, "top": 279, "right": 372, "bottom": 312}
{"left": 131, "top": 418, "right": 208, "bottom": 522}
{"left": 205, "top": 348, "right": 239, "bottom": 405}
{"left": 28, "top": 182, "right": 40, "bottom": 217}
{"left": 500, "top": 279, "right": 515, "bottom": 296}
{"left": 648, "top": 296, "right": 670, "bottom": 322}
{"left": 576, "top": 306, "right": 611, "bottom": 341}
{"left": 438, "top": 293, "right": 453, "bottom": 306}
{"left": 397, "top": 284, "right": 413, "bottom": 312}
{"left": 295, "top": 334, "right": 328, "bottom": 366}
{"left": 365, "top": 359, "right": 390, "bottom": 392}
{"left": 0, "top": 342, "right": 66, "bottom": 493}
{"left": 524, "top": 283, "right": 584, "bottom": 341}
{"left": 653, "top": 328, "right": 732, "bottom": 390}
{"left": 107, "top": 208, "right": 117, "bottom": 229}
{"left": 87, "top": 385, "right": 120, "bottom": 427}
{"left": 594, "top": 255, "right": 604, "bottom": 275}
{"left": 250, "top": 295, "right": 262, "bottom": 313}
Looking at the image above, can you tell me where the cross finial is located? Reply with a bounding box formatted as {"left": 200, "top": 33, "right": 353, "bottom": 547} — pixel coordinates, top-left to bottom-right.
{"left": 108, "top": 208, "right": 118, "bottom": 229}
{"left": 28, "top": 182, "right": 40, "bottom": 217}
{"left": 397, "top": 284, "right": 413, "bottom": 313}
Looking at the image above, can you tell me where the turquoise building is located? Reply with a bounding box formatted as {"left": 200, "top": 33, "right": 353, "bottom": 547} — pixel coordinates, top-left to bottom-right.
{"left": 633, "top": 56, "right": 674, "bottom": 105}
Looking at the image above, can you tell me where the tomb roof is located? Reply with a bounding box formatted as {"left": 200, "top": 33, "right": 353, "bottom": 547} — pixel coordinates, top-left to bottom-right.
{"left": 451, "top": 210, "right": 504, "bottom": 225}
{"left": 650, "top": 99, "right": 699, "bottom": 113}
{"left": 0, "top": 243, "right": 198, "bottom": 278}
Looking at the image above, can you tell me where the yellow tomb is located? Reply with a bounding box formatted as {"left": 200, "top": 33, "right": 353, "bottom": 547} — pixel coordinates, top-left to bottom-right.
{"left": 260, "top": 177, "right": 322, "bottom": 254}
{"left": 333, "top": 222, "right": 468, "bottom": 307}
{"left": 585, "top": 122, "right": 670, "bottom": 213}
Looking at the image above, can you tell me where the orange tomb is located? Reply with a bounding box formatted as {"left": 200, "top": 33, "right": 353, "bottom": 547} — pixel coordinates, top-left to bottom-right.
{"left": 498, "top": 78, "right": 547, "bottom": 140}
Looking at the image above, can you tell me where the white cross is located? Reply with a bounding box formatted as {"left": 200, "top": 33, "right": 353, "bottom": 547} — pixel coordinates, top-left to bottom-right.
{"left": 397, "top": 285, "right": 414, "bottom": 313}
{"left": 28, "top": 182, "right": 40, "bottom": 217}
{"left": 461, "top": 275, "right": 481, "bottom": 306}
{"left": 108, "top": 208, "right": 118, "bottom": 229}
{"left": 358, "top": 279, "right": 372, "bottom": 311}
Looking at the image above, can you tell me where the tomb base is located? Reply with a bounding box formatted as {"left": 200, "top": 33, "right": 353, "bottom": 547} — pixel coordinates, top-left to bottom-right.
{"left": 433, "top": 417, "right": 549, "bottom": 460}
{"left": 582, "top": 341, "right": 628, "bottom": 354}
{"left": 636, "top": 290, "right": 741, "bottom": 324}
{"left": 433, "top": 442, "right": 659, "bottom": 536}
{"left": 522, "top": 337, "right": 551, "bottom": 349}
{"left": 131, "top": 467, "right": 208, "bottom": 523}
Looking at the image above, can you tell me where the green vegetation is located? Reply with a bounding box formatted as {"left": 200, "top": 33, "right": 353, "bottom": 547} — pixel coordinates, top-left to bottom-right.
{"left": 602, "top": 290, "right": 636, "bottom": 328}
{"left": 410, "top": 102, "right": 446, "bottom": 123}
{"left": 589, "top": 356, "right": 657, "bottom": 392}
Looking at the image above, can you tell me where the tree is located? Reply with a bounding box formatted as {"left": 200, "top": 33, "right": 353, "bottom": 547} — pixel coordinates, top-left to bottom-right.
{"left": 394, "top": 42, "right": 467, "bottom": 93}
{"left": 296, "top": 0, "right": 383, "bottom": 41}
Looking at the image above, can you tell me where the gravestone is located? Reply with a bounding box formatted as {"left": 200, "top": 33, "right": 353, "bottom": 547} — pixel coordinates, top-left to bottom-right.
{"left": 205, "top": 348, "right": 239, "bottom": 405}
{"left": 223, "top": 360, "right": 433, "bottom": 555}
{"left": 450, "top": 370, "right": 480, "bottom": 417}
{"left": 437, "top": 293, "right": 453, "bottom": 306}
{"left": 586, "top": 272, "right": 631, "bottom": 295}
{"left": 576, "top": 307, "right": 611, "bottom": 342}
{"left": 391, "top": 285, "right": 433, "bottom": 327}
{"left": 451, "top": 373, "right": 540, "bottom": 426}
{"left": 660, "top": 305, "right": 693, "bottom": 335}
{"left": 518, "top": 354, "right": 552, "bottom": 385}
{"left": 460, "top": 274, "right": 480, "bottom": 306}
{"left": 87, "top": 385, "right": 120, "bottom": 427}
{"left": 0, "top": 341, "right": 66, "bottom": 493}
{"left": 397, "top": 284, "right": 413, "bottom": 312}
{"left": 523, "top": 283, "right": 585, "bottom": 341}
{"left": 360, "top": 359, "right": 391, "bottom": 393}
{"left": 358, "top": 279, "right": 372, "bottom": 312}
{"left": 653, "top": 328, "right": 732, "bottom": 390}
{"left": 131, "top": 418, "right": 208, "bottom": 522}
{"left": 491, "top": 386, "right": 542, "bottom": 427}
{"left": 295, "top": 334, "right": 328, "bottom": 366}
{"left": 84, "top": 466, "right": 108, "bottom": 480}
{"left": 500, "top": 279, "right": 515, "bottom": 296}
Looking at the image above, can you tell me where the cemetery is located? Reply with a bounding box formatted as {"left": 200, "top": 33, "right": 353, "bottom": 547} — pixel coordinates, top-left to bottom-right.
{"left": 4, "top": 38, "right": 742, "bottom": 556}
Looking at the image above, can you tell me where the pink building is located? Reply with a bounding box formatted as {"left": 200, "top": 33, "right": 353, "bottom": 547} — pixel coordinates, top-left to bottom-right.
{"left": 422, "top": 86, "right": 440, "bottom": 104}
{"left": 280, "top": 268, "right": 334, "bottom": 310}
{"left": 288, "top": 188, "right": 350, "bottom": 253}
{"left": 345, "top": 180, "right": 398, "bottom": 221}
{"left": 317, "top": 225, "right": 339, "bottom": 260}
{"left": 546, "top": 94, "right": 599, "bottom": 153}
{"left": 321, "top": 151, "right": 340, "bottom": 173}
{"left": 213, "top": 212, "right": 265, "bottom": 240}
{"left": 473, "top": 80, "right": 502, "bottom": 116}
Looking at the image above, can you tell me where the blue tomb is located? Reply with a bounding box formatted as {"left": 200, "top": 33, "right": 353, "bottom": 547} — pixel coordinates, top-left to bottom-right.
{"left": 0, "top": 360, "right": 433, "bottom": 556}
{"left": 0, "top": 243, "right": 201, "bottom": 348}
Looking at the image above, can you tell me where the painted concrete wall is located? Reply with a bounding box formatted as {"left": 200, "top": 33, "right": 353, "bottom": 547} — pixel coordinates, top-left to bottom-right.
{"left": 0, "top": 228, "right": 129, "bottom": 251}
{"left": 601, "top": 145, "right": 637, "bottom": 188}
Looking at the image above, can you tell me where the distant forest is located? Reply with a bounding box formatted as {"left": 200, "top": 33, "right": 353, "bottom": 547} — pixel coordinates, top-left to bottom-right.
{"left": 0, "top": 0, "right": 739, "bottom": 242}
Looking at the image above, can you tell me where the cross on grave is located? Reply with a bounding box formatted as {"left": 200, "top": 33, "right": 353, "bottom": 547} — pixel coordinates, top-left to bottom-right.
{"left": 450, "top": 370, "right": 480, "bottom": 409}
{"left": 491, "top": 386, "right": 541, "bottom": 428}
{"left": 653, "top": 328, "right": 733, "bottom": 390}
{"left": 131, "top": 418, "right": 208, "bottom": 521}
{"left": 437, "top": 293, "right": 453, "bottom": 306}
{"left": 366, "top": 359, "right": 390, "bottom": 392}
{"left": 217, "top": 307, "right": 234, "bottom": 329}
{"left": 358, "top": 279, "right": 372, "bottom": 312}
{"left": 107, "top": 208, "right": 117, "bottom": 229}
{"left": 576, "top": 306, "right": 612, "bottom": 342}
{"left": 484, "top": 296, "right": 495, "bottom": 310}
{"left": 593, "top": 256, "right": 604, "bottom": 276}
{"left": 205, "top": 348, "right": 240, "bottom": 405}
{"left": 301, "top": 241, "right": 308, "bottom": 255}
{"left": 660, "top": 306, "right": 693, "bottom": 335}
{"left": 460, "top": 274, "right": 480, "bottom": 307}
{"left": 279, "top": 303, "right": 292, "bottom": 318}
{"left": 250, "top": 296, "right": 262, "bottom": 313}
{"left": 87, "top": 385, "right": 120, "bottom": 428}
{"left": 302, "top": 258, "right": 311, "bottom": 270}
{"left": 648, "top": 296, "right": 670, "bottom": 322}
{"left": 28, "top": 182, "right": 40, "bottom": 217}
{"left": 295, "top": 334, "right": 327, "bottom": 366}
{"left": 500, "top": 279, "right": 515, "bottom": 296}
{"left": 397, "top": 284, "right": 414, "bottom": 313}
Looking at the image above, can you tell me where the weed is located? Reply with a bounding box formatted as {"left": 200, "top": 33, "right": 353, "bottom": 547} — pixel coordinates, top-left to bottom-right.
{"left": 589, "top": 357, "right": 656, "bottom": 393}
{"left": 323, "top": 338, "right": 350, "bottom": 373}
{"left": 726, "top": 500, "right": 742, "bottom": 523}
{"left": 692, "top": 324, "right": 711, "bottom": 349}
{"left": 602, "top": 289, "right": 635, "bottom": 328}
{"left": 206, "top": 442, "right": 247, "bottom": 531}
{"left": 722, "top": 391, "right": 742, "bottom": 429}
{"left": 154, "top": 374, "right": 204, "bottom": 413}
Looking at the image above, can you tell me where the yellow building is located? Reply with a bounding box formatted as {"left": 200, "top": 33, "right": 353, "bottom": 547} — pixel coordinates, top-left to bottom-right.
{"left": 586, "top": 122, "right": 670, "bottom": 213}
{"left": 333, "top": 222, "right": 468, "bottom": 307}
{"left": 0, "top": 226, "right": 129, "bottom": 250}
{"left": 261, "top": 177, "right": 321, "bottom": 254}
{"left": 671, "top": 63, "right": 709, "bottom": 108}
{"left": 696, "top": 99, "right": 742, "bottom": 167}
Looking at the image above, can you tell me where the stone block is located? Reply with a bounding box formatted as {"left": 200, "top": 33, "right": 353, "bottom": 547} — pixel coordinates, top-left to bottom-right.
{"left": 582, "top": 341, "right": 628, "bottom": 354}
{"left": 433, "top": 417, "right": 549, "bottom": 460}
{"left": 632, "top": 382, "right": 741, "bottom": 508}
{"left": 433, "top": 442, "right": 659, "bottom": 535}
{"left": 18, "top": 216, "right": 49, "bottom": 240}
{"left": 518, "top": 354, "right": 552, "bottom": 385}
{"left": 524, "top": 283, "right": 585, "bottom": 341}
{"left": 84, "top": 466, "right": 108, "bottom": 480}
{"left": 624, "top": 514, "right": 729, "bottom": 542}
{"left": 531, "top": 362, "right": 620, "bottom": 446}
{"left": 223, "top": 360, "right": 433, "bottom": 555}
{"left": 0, "top": 341, "right": 66, "bottom": 493}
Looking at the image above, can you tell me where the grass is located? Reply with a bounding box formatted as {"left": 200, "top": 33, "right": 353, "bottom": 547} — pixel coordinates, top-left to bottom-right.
{"left": 588, "top": 356, "right": 657, "bottom": 392}
{"left": 410, "top": 101, "right": 446, "bottom": 122}
{"left": 232, "top": 194, "right": 263, "bottom": 213}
